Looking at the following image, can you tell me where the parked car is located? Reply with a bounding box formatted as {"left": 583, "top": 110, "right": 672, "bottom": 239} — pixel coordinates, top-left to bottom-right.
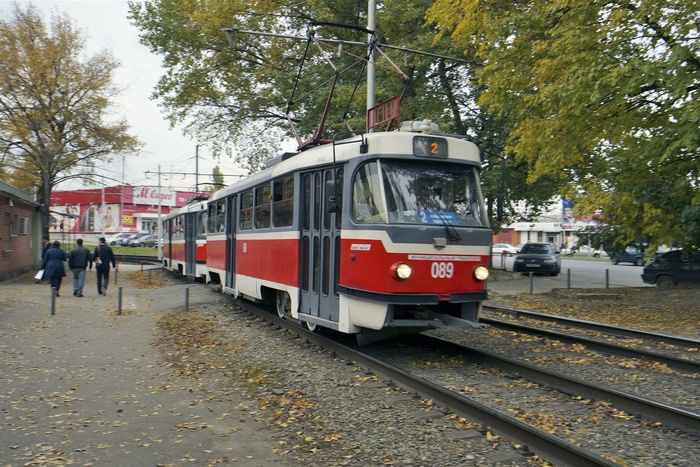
{"left": 492, "top": 243, "right": 519, "bottom": 256}
{"left": 120, "top": 232, "right": 150, "bottom": 246}
{"left": 513, "top": 242, "right": 561, "bottom": 276}
{"left": 128, "top": 234, "right": 159, "bottom": 248}
{"left": 577, "top": 245, "right": 606, "bottom": 258}
{"left": 642, "top": 250, "right": 700, "bottom": 287}
{"left": 611, "top": 247, "right": 646, "bottom": 266}
{"left": 611, "top": 247, "right": 664, "bottom": 266}
{"left": 105, "top": 233, "right": 131, "bottom": 246}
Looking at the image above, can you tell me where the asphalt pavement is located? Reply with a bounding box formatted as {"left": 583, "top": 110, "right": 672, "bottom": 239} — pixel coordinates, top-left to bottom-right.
{"left": 0, "top": 264, "right": 288, "bottom": 466}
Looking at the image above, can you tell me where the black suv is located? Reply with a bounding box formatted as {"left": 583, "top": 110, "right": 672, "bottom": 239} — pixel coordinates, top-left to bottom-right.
{"left": 641, "top": 250, "right": 700, "bottom": 287}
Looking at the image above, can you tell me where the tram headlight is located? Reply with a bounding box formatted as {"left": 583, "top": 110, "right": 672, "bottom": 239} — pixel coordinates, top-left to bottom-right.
{"left": 473, "top": 265, "right": 490, "bottom": 281}
{"left": 392, "top": 262, "right": 412, "bottom": 280}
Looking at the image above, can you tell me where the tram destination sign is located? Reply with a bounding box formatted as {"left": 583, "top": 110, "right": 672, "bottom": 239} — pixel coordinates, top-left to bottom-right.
{"left": 413, "top": 136, "right": 448, "bottom": 159}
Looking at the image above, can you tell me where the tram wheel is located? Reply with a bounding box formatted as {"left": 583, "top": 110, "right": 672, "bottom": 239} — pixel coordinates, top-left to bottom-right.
{"left": 276, "top": 290, "right": 290, "bottom": 319}
{"left": 305, "top": 321, "right": 318, "bottom": 332}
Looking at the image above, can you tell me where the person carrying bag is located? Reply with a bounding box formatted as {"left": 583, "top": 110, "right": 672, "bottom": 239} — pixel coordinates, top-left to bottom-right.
{"left": 92, "top": 237, "right": 116, "bottom": 296}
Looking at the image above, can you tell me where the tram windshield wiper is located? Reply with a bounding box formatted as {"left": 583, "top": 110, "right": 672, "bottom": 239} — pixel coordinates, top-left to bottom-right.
{"left": 435, "top": 210, "right": 461, "bottom": 242}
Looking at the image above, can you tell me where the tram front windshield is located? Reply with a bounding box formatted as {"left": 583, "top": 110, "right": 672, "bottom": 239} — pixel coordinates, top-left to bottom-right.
{"left": 352, "top": 161, "right": 488, "bottom": 227}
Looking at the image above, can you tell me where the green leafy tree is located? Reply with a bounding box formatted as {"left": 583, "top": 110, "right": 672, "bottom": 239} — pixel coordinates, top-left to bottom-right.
{"left": 127, "top": 0, "right": 563, "bottom": 227}
{"left": 0, "top": 2, "right": 140, "bottom": 237}
{"left": 427, "top": 0, "right": 700, "bottom": 249}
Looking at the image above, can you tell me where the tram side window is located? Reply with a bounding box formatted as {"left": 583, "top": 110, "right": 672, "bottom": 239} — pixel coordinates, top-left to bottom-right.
{"left": 352, "top": 162, "right": 384, "bottom": 223}
{"left": 273, "top": 176, "right": 294, "bottom": 228}
{"left": 198, "top": 210, "right": 208, "bottom": 236}
{"left": 240, "top": 190, "right": 253, "bottom": 230}
{"left": 255, "top": 184, "right": 271, "bottom": 229}
{"left": 216, "top": 201, "right": 226, "bottom": 232}
{"left": 173, "top": 216, "right": 184, "bottom": 240}
{"left": 303, "top": 174, "right": 311, "bottom": 231}
{"left": 207, "top": 204, "right": 216, "bottom": 233}
{"left": 335, "top": 169, "right": 343, "bottom": 229}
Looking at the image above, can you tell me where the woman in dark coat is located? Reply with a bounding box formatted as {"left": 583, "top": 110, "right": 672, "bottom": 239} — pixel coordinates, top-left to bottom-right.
{"left": 41, "top": 240, "right": 67, "bottom": 296}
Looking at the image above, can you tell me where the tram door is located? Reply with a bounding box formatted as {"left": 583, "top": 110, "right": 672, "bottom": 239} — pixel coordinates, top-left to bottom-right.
{"left": 163, "top": 219, "right": 172, "bottom": 267}
{"left": 300, "top": 170, "right": 341, "bottom": 326}
{"left": 225, "top": 195, "right": 237, "bottom": 290}
{"left": 184, "top": 212, "right": 196, "bottom": 278}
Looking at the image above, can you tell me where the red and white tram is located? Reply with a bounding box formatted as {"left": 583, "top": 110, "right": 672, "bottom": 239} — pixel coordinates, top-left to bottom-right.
{"left": 162, "top": 197, "right": 209, "bottom": 281}
{"left": 166, "top": 120, "right": 492, "bottom": 343}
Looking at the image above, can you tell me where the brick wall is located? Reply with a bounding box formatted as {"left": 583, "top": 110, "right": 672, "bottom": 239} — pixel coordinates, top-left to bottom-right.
{"left": 0, "top": 195, "right": 37, "bottom": 279}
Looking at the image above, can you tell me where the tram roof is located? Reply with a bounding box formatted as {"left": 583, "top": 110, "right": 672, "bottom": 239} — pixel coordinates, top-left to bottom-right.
{"left": 162, "top": 198, "right": 207, "bottom": 220}
{"left": 208, "top": 129, "right": 480, "bottom": 203}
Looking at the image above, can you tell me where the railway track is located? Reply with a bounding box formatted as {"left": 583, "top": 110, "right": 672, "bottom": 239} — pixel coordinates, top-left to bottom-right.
{"left": 115, "top": 253, "right": 162, "bottom": 266}
{"left": 408, "top": 333, "right": 700, "bottom": 435}
{"left": 234, "top": 299, "right": 620, "bottom": 467}
{"left": 480, "top": 313, "right": 700, "bottom": 374}
{"left": 232, "top": 297, "right": 700, "bottom": 466}
{"left": 484, "top": 305, "right": 700, "bottom": 349}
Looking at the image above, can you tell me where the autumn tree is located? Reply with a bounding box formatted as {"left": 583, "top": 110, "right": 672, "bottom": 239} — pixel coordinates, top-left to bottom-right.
{"left": 127, "top": 0, "right": 559, "bottom": 227}
{"left": 427, "top": 0, "right": 700, "bottom": 250}
{"left": 0, "top": 2, "right": 140, "bottom": 237}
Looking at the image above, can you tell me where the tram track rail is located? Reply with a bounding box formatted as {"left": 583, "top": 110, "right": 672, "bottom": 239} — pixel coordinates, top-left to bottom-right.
{"left": 115, "top": 254, "right": 163, "bottom": 266}
{"left": 408, "top": 333, "right": 700, "bottom": 436}
{"left": 480, "top": 316, "right": 700, "bottom": 374}
{"left": 484, "top": 305, "right": 700, "bottom": 349}
{"left": 231, "top": 299, "right": 642, "bottom": 467}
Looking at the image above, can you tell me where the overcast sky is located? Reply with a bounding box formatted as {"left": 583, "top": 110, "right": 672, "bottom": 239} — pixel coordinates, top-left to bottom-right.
{"left": 2, "top": 0, "right": 248, "bottom": 192}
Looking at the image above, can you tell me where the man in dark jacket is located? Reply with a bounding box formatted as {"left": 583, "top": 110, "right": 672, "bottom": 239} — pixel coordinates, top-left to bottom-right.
{"left": 68, "top": 238, "right": 92, "bottom": 297}
{"left": 93, "top": 237, "right": 117, "bottom": 296}
{"left": 41, "top": 241, "right": 66, "bottom": 296}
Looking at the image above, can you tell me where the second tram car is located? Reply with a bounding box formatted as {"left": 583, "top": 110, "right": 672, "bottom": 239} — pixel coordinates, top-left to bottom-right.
{"left": 166, "top": 120, "right": 492, "bottom": 343}
{"left": 163, "top": 198, "right": 209, "bottom": 281}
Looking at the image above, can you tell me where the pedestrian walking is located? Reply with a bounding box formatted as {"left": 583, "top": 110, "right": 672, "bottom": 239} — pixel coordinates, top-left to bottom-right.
{"left": 68, "top": 238, "right": 92, "bottom": 297}
{"left": 93, "top": 237, "right": 117, "bottom": 296}
{"left": 41, "top": 240, "right": 66, "bottom": 296}
{"left": 39, "top": 236, "right": 51, "bottom": 283}
{"left": 41, "top": 236, "right": 51, "bottom": 260}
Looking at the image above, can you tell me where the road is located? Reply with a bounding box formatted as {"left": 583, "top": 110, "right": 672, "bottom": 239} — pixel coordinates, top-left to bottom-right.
{"left": 490, "top": 256, "right": 650, "bottom": 294}
{"left": 559, "top": 258, "right": 649, "bottom": 288}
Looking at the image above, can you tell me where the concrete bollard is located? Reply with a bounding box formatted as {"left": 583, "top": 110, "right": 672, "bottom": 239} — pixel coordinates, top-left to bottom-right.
{"left": 51, "top": 288, "right": 57, "bottom": 315}
{"left": 185, "top": 286, "right": 189, "bottom": 312}
{"left": 529, "top": 272, "right": 534, "bottom": 295}
{"left": 117, "top": 286, "right": 123, "bottom": 315}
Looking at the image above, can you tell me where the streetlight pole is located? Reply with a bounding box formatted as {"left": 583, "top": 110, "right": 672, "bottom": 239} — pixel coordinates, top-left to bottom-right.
{"left": 157, "top": 165, "right": 162, "bottom": 260}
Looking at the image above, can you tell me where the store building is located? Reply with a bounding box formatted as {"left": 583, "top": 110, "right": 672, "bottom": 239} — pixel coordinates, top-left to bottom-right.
{"left": 0, "top": 180, "right": 41, "bottom": 278}
{"left": 50, "top": 185, "right": 195, "bottom": 241}
{"left": 493, "top": 199, "right": 602, "bottom": 249}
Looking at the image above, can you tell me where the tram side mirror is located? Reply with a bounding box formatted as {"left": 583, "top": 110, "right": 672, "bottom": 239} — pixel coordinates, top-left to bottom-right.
{"left": 325, "top": 180, "right": 340, "bottom": 213}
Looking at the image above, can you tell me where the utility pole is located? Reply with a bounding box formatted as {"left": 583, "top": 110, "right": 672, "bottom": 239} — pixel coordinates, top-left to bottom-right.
{"left": 157, "top": 164, "right": 162, "bottom": 260}
{"left": 195, "top": 145, "right": 199, "bottom": 193}
{"left": 367, "top": 0, "right": 376, "bottom": 116}
{"left": 101, "top": 175, "right": 106, "bottom": 237}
